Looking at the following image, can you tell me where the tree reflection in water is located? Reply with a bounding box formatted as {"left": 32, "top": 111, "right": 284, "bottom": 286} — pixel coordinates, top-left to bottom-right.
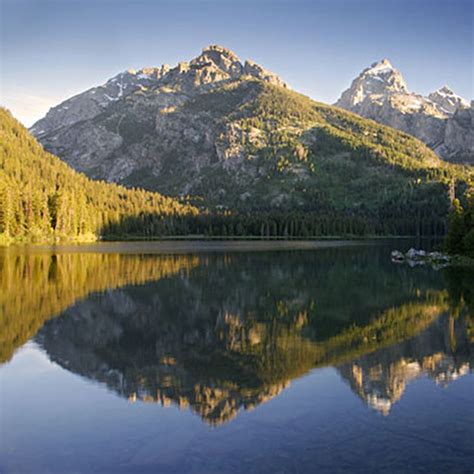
{"left": 1, "top": 246, "right": 472, "bottom": 425}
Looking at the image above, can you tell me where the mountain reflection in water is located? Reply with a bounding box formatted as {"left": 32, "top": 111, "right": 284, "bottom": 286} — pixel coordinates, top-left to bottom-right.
{"left": 1, "top": 245, "right": 473, "bottom": 426}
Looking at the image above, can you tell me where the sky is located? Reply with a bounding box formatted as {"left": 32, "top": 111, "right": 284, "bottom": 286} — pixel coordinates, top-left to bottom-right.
{"left": 0, "top": 0, "right": 472, "bottom": 126}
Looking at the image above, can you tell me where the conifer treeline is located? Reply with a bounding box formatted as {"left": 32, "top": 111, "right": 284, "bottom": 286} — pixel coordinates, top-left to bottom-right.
{"left": 109, "top": 211, "right": 446, "bottom": 239}
{"left": 445, "top": 191, "right": 474, "bottom": 257}
{"left": 0, "top": 108, "right": 198, "bottom": 243}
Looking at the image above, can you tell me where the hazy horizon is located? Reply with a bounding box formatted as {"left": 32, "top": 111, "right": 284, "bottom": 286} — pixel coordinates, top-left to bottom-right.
{"left": 1, "top": 0, "right": 472, "bottom": 126}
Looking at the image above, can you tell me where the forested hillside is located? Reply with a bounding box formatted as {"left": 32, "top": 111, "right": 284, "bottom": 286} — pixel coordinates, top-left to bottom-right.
{"left": 0, "top": 108, "right": 198, "bottom": 243}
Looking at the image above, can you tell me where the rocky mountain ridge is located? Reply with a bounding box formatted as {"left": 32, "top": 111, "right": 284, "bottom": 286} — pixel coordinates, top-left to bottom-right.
{"left": 31, "top": 50, "right": 473, "bottom": 171}
{"left": 30, "top": 45, "right": 286, "bottom": 139}
{"left": 27, "top": 46, "right": 472, "bottom": 223}
{"left": 428, "top": 85, "right": 470, "bottom": 115}
{"left": 335, "top": 59, "right": 473, "bottom": 164}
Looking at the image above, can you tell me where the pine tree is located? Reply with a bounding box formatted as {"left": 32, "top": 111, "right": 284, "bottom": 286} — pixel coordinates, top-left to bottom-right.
{"left": 445, "top": 199, "right": 466, "bottom": 255}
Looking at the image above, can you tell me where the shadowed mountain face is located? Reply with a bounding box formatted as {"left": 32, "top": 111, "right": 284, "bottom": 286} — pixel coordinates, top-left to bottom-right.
{"left": 2, "top": 245, "right": 469, "bottom": 425}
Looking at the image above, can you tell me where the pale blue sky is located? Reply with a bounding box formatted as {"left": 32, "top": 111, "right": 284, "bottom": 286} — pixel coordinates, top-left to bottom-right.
{"left": 1, "top": 0, "right": 472, "bottom": 126}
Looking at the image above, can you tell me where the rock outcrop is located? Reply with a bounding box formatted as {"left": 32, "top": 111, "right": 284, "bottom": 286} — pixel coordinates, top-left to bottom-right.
{"left": 440, "top": 101, "right": 474, "bottom": 163}
{"left": 336, "top": 60, "right": 473, "bottom": 164}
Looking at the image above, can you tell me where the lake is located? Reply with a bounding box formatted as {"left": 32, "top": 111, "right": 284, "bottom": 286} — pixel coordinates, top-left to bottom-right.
{"left": 0, "top": 241, "right": 473, "bottom": 473}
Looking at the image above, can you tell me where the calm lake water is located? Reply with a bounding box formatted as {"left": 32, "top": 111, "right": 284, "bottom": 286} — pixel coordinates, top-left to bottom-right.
{"left": 0, "top": 241, "right": 473, "bottom": 473}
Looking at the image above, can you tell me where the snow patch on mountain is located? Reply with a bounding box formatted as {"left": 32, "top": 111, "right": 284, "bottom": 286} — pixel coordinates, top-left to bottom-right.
{"left": 428, "top": 86, "right": 469, "bottom": 115}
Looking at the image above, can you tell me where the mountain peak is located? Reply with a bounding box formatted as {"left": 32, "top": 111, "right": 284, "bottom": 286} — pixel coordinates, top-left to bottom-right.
{"left": 367, "top": 58, "right": 395, "bottom": 73}
{"left": 362, "top": 58, "right": 407, "bottom": 91}
{"left": 437, "top": 85, "right": 454, "bottom": 94}
{"left": 188, "top": 45, "right": 286, "bottom": 87}
{"left": 201, "top": 44, "right": 239, "bottom": 58}
{"left": 189, "top": 44, "right": 244, "bottom": 79}
{"left": 428, "top": 85, "right": 469, "bottom": 114}
{"left": 336, "top": 58, "right": 408, "bottom": 109}
{"left": 30, "top": 45, "right": 287, "bottom": 137}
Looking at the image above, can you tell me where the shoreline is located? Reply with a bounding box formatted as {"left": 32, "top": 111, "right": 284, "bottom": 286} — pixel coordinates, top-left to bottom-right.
{"left": 0, "top": 237, "right": 424, "bottom": 255}
{"left": 1, "top": 233, "right": 439, "bottom": 246}
{"left": 3, "top": 237, "right": 471, "bottom": 264}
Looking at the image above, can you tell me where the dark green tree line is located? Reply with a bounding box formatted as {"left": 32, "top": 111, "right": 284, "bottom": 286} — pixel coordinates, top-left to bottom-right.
{"left": 445, "top": 191, "right": 474, "bottom": 257}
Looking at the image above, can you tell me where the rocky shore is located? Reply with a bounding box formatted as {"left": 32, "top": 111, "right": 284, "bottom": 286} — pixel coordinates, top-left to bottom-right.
{"left": 391, "top": 248, "right": 450, "bottom": 269}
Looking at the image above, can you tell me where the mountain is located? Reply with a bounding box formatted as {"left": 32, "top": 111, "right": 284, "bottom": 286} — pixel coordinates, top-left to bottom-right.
{"left": 30, "top": 45, "right": 286, "bottom": 140}
{"left": 441, "top": 103, "right": 474, "bottom": 164}
{"left": 28, "top": 46, "right": 472, "bottom": 234}
{"left": 336, "top": 59, "right": 410, "bottom": 106}
{"left": 0, "top": 108, "right": 197, "bottom": 243}
{"left": 428, "top": 86, "right": 470, "bottom": 115}
{"left": 336, "top": 60, "right": 473, "bottom": 164}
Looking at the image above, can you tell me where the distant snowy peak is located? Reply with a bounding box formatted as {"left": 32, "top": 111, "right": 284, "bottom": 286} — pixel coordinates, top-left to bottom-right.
{"left": 334, "top": 59, "right": 474, "bottom": 163}
{"left": 336, "top": 59, "right": 408, "bottom": 109}
{"left": 361, "top": 58, "right": 409, "bottom": 93}
{"left": 336, "top": 60, "right": 468, "bottom": 119}
{"left": 428, "top": 85, "right": 469, "bottom": 115}
{"left": 364, "top": 58, "right": 402, "bottom": 81}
